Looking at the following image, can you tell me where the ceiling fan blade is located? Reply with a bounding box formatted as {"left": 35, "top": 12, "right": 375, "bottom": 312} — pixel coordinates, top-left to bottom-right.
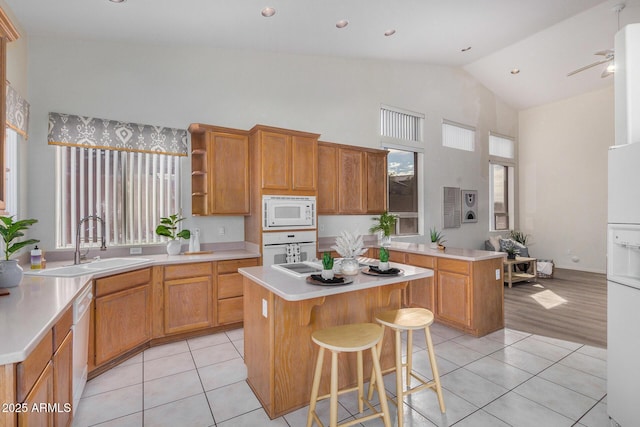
{"left": 567, "top": 57, "right": 612, "bottom": 77}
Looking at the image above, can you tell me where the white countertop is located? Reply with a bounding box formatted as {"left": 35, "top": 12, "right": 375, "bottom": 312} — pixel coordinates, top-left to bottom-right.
{"left": 239, "top": 261, "right": 433, "bottom": 301}
{"left": 318, "top": 240, "right": 506, "bottom": 262}
{"left": 0, "top": 249, "right": 260, "bottom": 365}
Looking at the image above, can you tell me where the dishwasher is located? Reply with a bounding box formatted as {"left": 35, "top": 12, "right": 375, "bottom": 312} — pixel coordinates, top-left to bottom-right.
{"left": 72, "top": 284, "right": 93, "bottom": 414}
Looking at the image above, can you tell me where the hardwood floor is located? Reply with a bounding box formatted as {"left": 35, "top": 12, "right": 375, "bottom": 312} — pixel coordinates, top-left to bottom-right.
{"left": 504, "top": 267, "right": 607, "bottom": 348}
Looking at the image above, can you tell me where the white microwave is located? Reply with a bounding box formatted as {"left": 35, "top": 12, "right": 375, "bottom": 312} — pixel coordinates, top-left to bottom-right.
{"left": 262, "top": 195, "right": 316, "bottom": 230}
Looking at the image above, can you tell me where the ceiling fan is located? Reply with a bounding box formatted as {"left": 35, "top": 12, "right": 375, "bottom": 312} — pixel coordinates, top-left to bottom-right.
{"left": 567, "top": 49, "right": 615, "bottom": 78}
{"left": 566, "top": 3, "right": 625, "bottom": 78}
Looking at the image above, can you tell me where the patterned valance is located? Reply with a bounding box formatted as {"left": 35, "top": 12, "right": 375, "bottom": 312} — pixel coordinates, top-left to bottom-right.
{"left": 47, "top": 112, "right": 188, "bottom": 156}
{"left": 6, "top": 83, "right": 29, "bottom": 138}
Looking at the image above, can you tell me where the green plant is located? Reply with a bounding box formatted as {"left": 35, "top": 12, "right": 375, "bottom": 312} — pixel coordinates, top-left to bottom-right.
{"left": 0, "top": 216, "right": 40, "bottom": 261}
{"left": 503, "top": 240, "right": 520, "bottom": 257}
{"left": 509, "top": 230, "right": 529, "bottom": 246}
{"left": 322, "top": 252, "right": 334, "bottom": 270}
{"left": 369, "top": 211, "right": 398, "bottom": 237}
{"left": 429, "top": 227, "right": 445, "bottom": 244}
{"left": 155, "top": 214, "right": 191, "bottom": 240}
{"left": 379, "top": 247, "right": 389, "bottom": 263}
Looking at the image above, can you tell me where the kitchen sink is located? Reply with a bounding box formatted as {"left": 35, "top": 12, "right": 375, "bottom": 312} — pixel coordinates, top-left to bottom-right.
{"left": 24, "top": 257, "right": 153, "bottom": 278}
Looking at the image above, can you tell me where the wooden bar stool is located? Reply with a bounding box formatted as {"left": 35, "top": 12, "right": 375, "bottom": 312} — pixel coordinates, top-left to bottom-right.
{"left": 368, "top": 308, "right": 445, "bottom": 427}
{"left": 306, "top": 323, "right": 392, "bottom": 427}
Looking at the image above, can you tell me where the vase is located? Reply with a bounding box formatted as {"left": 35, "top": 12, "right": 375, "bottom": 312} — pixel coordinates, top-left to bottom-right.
{"left": 340, "top": 257, "right": 360, "bottom": 275}
{"left": 321, "top": 269, "right": 334, "bottom": 280}
{"left": 430, "top": 242, "right": 439, "bottom": 249}
{"left": 381, "top": 235, "right": 392, "bottom": 247}
{"left": 167, "top": 240, "right": 182, "bottom": 255}
{"left": 378, "top": 261, "right": 389, "bottom": 271}
{"left": 507, "top": 253, "right": 517, "bottom": 260}
{"left": 0, "top": 260, "right": 24, "bottom": 288}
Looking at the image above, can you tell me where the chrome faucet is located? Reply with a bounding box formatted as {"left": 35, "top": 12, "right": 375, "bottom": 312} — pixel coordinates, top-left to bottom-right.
{"left": 74, "top": 215, "right": 107, "bottom": 265}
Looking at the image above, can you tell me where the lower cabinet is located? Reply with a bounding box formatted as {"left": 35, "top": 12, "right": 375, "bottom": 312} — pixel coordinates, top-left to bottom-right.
{"left": 436, "top": 258, "right": 471, "bottom": 328}
{"left": 19, "top": 362, "right": 54, "bottom": 426}
{"left": 404, "top": 253, "right": 436, "bottom": 312}
{"left": 216, "top": 258, "right": 259, "bottom": 325}
{"left": 53, "top": 331, "right": 73, "bottom": 427}
{"left": 94, "top": 269, "right": 152, "bottom": 366}
{"left": 163, "top": 262, "right": 213, "bottom": 334}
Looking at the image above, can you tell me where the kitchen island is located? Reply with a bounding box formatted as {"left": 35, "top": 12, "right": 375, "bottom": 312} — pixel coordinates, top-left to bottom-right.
{"left": 239, "top": 262, "right": 433, "bottom": 419}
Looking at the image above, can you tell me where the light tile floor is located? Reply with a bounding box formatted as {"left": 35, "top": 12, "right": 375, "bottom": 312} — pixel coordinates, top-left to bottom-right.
{"left": 72, "top": 325, "right": 608, "bottom": 426}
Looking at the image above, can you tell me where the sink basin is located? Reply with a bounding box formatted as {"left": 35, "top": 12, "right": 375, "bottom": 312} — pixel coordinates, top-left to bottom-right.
{"left": 24, "top": 258, "right": 153, "bottom": 278}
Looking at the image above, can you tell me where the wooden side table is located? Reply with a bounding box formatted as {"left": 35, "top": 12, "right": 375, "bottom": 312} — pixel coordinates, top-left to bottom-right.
{"left": 503, "top": 256, "right": 537, "bottom": 288}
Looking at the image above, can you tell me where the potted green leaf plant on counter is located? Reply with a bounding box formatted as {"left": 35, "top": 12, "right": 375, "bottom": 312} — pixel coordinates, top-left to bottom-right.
{"left": 378, "top": 247, "right": 390, "bottom": 271}
{"left": 369, "top": 211, "right": 398, "bottom": 246}
{"left": 156, "top": 214, "right": 191, "bottom": 255}
{"left": 0, "top": 215, "right": 39, "bottom": 288}
{"left": 429, "top": 227, "right": 445, "bottom": 249}
{"left": 321, "top": 252, "right": 334, "bottom": 280}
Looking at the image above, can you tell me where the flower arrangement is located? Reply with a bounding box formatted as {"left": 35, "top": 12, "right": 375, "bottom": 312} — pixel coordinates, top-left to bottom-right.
{"left": 332, "top": 230, "right": 367, "bottom": 258}
{"left": 369, "top": 211, "right": 398, "bottom": 238}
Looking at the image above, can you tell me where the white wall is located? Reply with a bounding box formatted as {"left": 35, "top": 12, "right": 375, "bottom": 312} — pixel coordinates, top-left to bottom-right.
{"left": 519, "top": 86, "right": 613, "bottom": 273}
{"left": 24, "top": 36, "right": 517, "bottom": 251}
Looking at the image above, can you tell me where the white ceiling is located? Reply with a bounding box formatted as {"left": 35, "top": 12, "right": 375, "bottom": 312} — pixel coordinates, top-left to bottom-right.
{"left": 5, "top": 0, "right": 640, "bottom": 110}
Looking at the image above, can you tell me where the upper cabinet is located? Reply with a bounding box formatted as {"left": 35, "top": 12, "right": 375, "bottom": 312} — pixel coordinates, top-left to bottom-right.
{"left": 189, "top": 124, "right": 250, "bottom": 215}
{"left": 251, "top": 125, "right": 319, "bottom": 195}
{"left": 318, "top": 141, "right": 388, "bottom": 215}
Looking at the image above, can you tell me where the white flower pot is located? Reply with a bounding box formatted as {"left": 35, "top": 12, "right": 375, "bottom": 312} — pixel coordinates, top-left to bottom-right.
{"left": 167, "top": 240, "right": 182, "bottom": 255}
{"left": 378, "top": 261, "right": 389, "bottom": 271}
{"left": 0, "top": 260, "right": 23, "bottom": 288}
{"left": 430, "top": 242, "right": 439, "bottom": 249}
{"left": 321, "top": 269, "right": 334, "bottom": 280}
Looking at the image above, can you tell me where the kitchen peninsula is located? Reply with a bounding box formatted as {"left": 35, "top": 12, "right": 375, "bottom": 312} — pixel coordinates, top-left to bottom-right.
{"left": 239, "top": 262, "right": 433, "bottom": 419}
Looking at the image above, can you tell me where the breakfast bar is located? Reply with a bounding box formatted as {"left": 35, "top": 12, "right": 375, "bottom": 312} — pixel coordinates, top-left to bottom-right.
{"left": 239, "top": 262, "right": 433, "bottom": 419}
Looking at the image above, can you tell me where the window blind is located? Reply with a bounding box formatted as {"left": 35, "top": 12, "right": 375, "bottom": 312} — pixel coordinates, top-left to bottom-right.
{"left": 489, "top": 133, "right": 515, "bottom": 159}
{"left": 442, "top": 120, "right": 475, "bottom": 152}
{"left": 380, "top": 106, "right": 424, "bottom": 143}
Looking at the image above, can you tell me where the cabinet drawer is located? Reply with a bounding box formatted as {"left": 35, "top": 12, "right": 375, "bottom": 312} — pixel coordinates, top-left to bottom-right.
{"left": 218, "top": 296, "right": 243, "bottom": 325}
{"left": 53, "top": 305, "right": 73, "bottom": 350}
{"left": 218, "top": 273, "right": 243, "bottom": 299}
{"left": 95, "top": 268, "right": 152, "bottom": 297}
{"left": 17, "top": 329, "right": 53, "bottom": 402}
{"left": 217, "top": 258, "right": 259, "bottom": 274}
{"left": 437, "top": 258, "right": 470, "bottom": 275}
{"left": 164, "top": 262, "right": 212, "bottom": 280}
{"left": 405, "top": 253, "right": 435, "bottom": 269}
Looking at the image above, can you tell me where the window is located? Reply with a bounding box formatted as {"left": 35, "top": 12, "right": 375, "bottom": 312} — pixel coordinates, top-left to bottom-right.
{"left": 4, "top": 128, "right": 17, "bottom": 215}
{"left": 489, "top": 133, "right": 516, "bottom": 231}
{"left": 442, "top": 120, "right": 475, "bottom": 151}
{"left": 55, "top": 146, "right": 182, "bottom": 248}
{"left": 380, "top": 105, "right": 423, "bottom": 235}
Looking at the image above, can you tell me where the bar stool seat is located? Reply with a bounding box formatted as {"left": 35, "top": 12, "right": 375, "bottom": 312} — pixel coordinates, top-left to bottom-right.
{"left": 307, "top": 323, "right": 392, "bottom": 427}
{"left": 369, "top": 308, "right": 446, "bottom": 427}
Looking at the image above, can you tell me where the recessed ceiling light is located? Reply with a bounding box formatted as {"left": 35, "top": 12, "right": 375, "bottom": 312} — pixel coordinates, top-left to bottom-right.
{"left": 384, "top": 29, "right": 396, "bottom": 37}
{"left": 109, "top": 0, "right": 126, "bottom": 3}
{"left": 461, "top": 46, "right": 472, "bottom": 52}
{"left": 336, "top": 20, "right": 349, "bottom": 29}
{"left": 510, "top": 68, "right": 520, "bottom": 75}
{"left": 261, "top": 7, "right": 276, "bottom": 17}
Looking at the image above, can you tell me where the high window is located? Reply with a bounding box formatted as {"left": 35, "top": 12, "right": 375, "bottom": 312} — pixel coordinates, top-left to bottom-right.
{"left": 442, "top": 120, "right": 475, "bottom": 152}
{"left": 489, "top": 133, "right": 516, "bottom": 231}
{"left": 4, "top": 128, "right": 17, "bottom": 215}
{"left": 380, "top": 105, "right": 423, "bottom": 235}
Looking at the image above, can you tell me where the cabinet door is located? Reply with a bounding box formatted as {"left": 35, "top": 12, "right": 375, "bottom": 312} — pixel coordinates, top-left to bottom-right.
{"left": 338, "top": 149, "right": 365, "bottom": 213}
{"left": 53, "top": 331, "right": 73, "bottom": 427}
{"left": 164, "top": 276, "right": 213, "bottom": 334}
{"left": 405, "top": 254, "right": 435, "bottom": 310}
{"left": 365, "top": 151, "right": 388, "bottom": 214}
{"left": 19, "top": 362, "right": 54, "bottom": 427}
{"left": 317, "top": 143, "right": 338, "bottom": 214}
{"left": 436, "top": 271, "right": 470, "bottom": 327}
{"left": 95, "top": 285, "right": 152, "bottom": 366}
{"left": 291, "top": 135, "right": 317, "bottom": 191}
{"left": 210, "top": 132, "right": 250, "bottom": 214}
{"left": 261, "top": 131, "right": 291, "bottom": 190}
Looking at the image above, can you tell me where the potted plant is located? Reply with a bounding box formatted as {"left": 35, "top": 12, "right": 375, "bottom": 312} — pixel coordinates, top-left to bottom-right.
{"left": 332, "top": 230, "right": 367, "bottom": 275}
{"left": 0, "top": 215, "right": 39, "bottom": 288}
{"left": 429, "top": 227, "right": 445, "bottom": 249}
{"left": 369, "top": 211, "right": 398, "bottom": 246}
{"left": 155, "top": 214, "right": 191, "bottom": 255}
{"left": 509, "top": 230, "right": 529, "bottom": 246}
{"left": 503, "top": 240, "right": 520, "bottom": 259}
{"left": 321, "top": 252, "right": 334, "bottom": 280}
{"left": 378, "top": 247, "right": 390, "bottom": 271}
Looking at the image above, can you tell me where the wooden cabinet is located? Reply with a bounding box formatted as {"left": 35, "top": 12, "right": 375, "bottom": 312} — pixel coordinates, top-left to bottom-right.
{"left": 188, "top": 124, "right": 250, "bottom": 216}
{"left": 318, "top": 142, "right": 388, "bottom": 214}
{"left": 94, "top": 268, "right": 152, "bottom": 366}
{"left": 404, "top": 253, "right": 436, "bottom": 312}
{"left": 251, "top": 125, "right": 319, "bottom": 195}
{"left": 163, "top": 262, "right": 213, "bottom": 334}
{"left": 216, "top": 258, "right": 259, "bottom": 325}
{"left": 19, "top": 362, "right": 54, "bottom": 427}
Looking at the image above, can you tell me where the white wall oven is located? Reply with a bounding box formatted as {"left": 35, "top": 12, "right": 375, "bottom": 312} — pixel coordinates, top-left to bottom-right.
{"left": 262, "top": 195, "right": 316, "bottom": 230}
{"left": 262, "top": 230, "right": 317, "bottom": 267}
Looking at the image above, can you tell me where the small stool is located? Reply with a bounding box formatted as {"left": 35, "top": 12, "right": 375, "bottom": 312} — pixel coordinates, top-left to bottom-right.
{"left": 306, "top": 323, "right": 392, "bottom": 427}
{"left": 368, "top": 308, "right": 445, "bottom": 427}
